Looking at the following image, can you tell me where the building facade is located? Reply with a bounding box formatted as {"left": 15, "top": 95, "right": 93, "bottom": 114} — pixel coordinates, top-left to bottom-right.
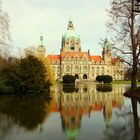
{"left": 47, "top": 19, "right": 124, "bottom": 81}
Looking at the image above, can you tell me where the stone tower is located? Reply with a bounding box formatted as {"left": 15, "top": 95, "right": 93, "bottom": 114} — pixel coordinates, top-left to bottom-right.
{"left": 38, "top": 36, "right": 45, "bottom": 53}
{"left": 102, "top": 38, "right": 112, "bottom": 64}
{"left": 61, "top": 18, "right": 81, "bottom": 52}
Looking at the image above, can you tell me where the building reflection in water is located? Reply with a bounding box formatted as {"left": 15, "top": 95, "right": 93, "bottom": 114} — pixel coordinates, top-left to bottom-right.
{"left": 53, "top": 83, "right": 125, "bottom": 140}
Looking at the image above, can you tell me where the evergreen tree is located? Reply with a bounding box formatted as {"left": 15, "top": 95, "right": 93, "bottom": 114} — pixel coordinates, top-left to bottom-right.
{"left": 19, "top": 55, "right": 50, "bottom": 94}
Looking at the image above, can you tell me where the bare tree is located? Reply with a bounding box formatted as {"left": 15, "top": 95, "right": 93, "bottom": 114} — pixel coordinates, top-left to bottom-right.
{"left": 0, "top": 0, "right": 10, "bottom": 57}
{"left": 107, "top": 0, "right": 140, "bottom": 91}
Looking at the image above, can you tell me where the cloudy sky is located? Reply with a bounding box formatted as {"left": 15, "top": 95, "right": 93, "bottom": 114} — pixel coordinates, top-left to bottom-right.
{"left": 3, "top": 0, "right": 111, "bottom": 56}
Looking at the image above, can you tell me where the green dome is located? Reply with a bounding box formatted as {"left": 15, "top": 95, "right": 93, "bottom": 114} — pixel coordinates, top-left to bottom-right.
{"left": 63, "top": 30, "right": 80, "bottom": 41}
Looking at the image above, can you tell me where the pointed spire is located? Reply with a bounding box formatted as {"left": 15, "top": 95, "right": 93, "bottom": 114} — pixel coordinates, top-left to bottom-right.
{"left": 39, "top": 36, "right": 45, "bottom": 49}
{"left": 40, "top": 36, "right": 44, "bottom": 47}
{"left": 69, "top": 15, "right": 72, "bottom": 22}
{"left": 38, "top": 36, "right": 45, "bottom": 53}
{"left": 104, "top": 38, "right": 110, "bottom": 49}
{"left": 104, "top": 38, "right": 108, "bottom": 46}
{"left": 67, "top": 16, "right": 74, "bottom": 30}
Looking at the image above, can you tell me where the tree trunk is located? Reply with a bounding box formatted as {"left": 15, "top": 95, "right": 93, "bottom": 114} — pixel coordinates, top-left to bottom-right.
{"left": 131, "top": 98, "right": 139, "bottom": 140}
{"left": 131, "top": 0, "right": 137, "bottom": 92}
{"left": 131, "top": 62, "right": 137, "bottom": 91}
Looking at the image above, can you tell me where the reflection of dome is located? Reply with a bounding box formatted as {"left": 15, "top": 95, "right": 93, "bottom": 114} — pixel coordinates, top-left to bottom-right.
{"left": 63, "top": 30, "right": 80, "bottom": 41}
{"left": 65, "top": 128, "right": 80, "bottom": 140}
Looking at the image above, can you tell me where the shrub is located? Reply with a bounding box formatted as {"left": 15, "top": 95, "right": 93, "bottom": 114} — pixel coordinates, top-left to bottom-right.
{"left": 0, "top": 58, "right": 20, "bottom": 93}
{"left": 0, "top": 80, "right": 14, "bottom": 94}
{"left": 96, "top": 75, "right": 112, "bottom": 83}
{"left": 19, "top": 55, "right": 50, "bottom": 94}
{"left": 1, "top": 55, "right": 50, "bottom": 94}
{"left": 63, "top": 74, "right": 76, "bottom": 84}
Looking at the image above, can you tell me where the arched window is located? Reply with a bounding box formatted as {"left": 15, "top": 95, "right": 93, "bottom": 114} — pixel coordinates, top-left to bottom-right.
{"left": 83, "top": 66, "right": 88, "bottom": 72}
{"left": 66, "top": 56, "right": 69, "bottom": 61}
{"left": 65, "top": 65, "right": 70, "bottom": 73}
{"left": 75, "top": 56, "right": 78, "bottom": 61}
{"left": 70, "top": 46, "right": 75, "bottom": 50}
{"left": 75, "top": 74, "right": 79, "bottom": 79}
{"left": 74, "top": 66, "right": 79, "bottom": 73}
{"left": 83, "top": 57, "right": 86, "bottom": 60}
{"left": 83, "top": 74, "right": 88, "bottom": 79}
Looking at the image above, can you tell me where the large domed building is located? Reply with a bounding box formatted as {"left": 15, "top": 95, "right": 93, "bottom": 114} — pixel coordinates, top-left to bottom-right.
{"left": 46, "top": 19, "right": 124, "bottom": 81}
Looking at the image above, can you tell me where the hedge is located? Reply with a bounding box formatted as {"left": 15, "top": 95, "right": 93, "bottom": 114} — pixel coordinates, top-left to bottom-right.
{"left": 63, "top": 74, "right": 76, "bottom": 84}
{"left": 96, "top": 75, "right": 113, "bottom": 83}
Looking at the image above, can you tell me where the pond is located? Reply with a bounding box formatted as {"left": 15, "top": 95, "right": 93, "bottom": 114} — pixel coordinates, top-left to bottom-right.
{"left": 0, "top": 83, "right": 139, "bottom": 140}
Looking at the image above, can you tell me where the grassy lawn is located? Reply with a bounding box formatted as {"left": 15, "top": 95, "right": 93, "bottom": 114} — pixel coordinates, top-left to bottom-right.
{"left": 112, "top": 80, "right": 140, "bottom": 85}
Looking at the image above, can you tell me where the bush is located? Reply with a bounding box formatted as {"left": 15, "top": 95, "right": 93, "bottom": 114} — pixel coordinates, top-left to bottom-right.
{"left": 96, "top": 75, "right": 112, "bottom": 83}
{"left": 1, "top": 55, "right": 50, "bottom": 94}
{"left": 0, "top": 58, "right": 20, "bottom": 94}
{"left": 63, "top": 74, "right": 76, "bottom": 84}
{"left": 0, "top": 80, "right": 14, "bottom": 94}
{"left": 19, "top": 55, "right": 50, "bottom": 94}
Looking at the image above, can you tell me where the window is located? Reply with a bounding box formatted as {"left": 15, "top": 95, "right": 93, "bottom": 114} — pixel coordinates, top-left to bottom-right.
{"left": 70, "top": 46, "right": 75, "bottom": 50}
{"left": 74, "top": 66, "right": 79, "bottom": 73}
{"left": 66, "top": 56, "right": 69, "bottom": 61}
{"left": 74, "top": 61, "right": 78, "bottom": 64}
{"left": 75, "top": 56, "right": 78, "bottom": 60}
{"left": 83, "top": 66, "right": 88, "bottom": 73}
{"left": 83, "top": 57, "right": 86, "bottom": 60}
{"left": 65, "top": 66, "right": 70, "bottom": 73}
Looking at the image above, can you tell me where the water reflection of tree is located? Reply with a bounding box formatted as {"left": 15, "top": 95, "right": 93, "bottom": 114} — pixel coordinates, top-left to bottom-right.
{"left": 63, "top": 84, "right": 76, "bottom": 93}
{"left": 103, "top": 98, "right": 140, "bottom": 140}
{"left": 131, "top": 98, "right": 140, "bottom": 140}
{"left": 0, "top": 94, "right": 51, "bottom": 131}
{"left": 96, "top": 84, "right": 112, "bottom": 92}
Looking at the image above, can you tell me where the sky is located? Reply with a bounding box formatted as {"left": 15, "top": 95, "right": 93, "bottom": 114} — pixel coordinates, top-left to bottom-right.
{"left": 3, "top": 0, "right": 111, "bottom": 56}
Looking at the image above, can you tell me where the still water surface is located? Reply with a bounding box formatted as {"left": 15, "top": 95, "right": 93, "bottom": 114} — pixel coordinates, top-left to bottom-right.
{"left": 0, "top": 83, "right": 139, "bottom": 140}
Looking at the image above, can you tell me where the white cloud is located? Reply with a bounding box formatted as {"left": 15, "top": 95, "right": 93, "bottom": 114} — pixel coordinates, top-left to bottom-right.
{"left": 3, "top": 0, "right": 111, "bottom": 56}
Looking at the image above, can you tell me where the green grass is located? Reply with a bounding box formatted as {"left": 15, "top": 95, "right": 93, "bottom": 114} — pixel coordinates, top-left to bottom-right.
{"left": 112, "top": 80, "right": 140, "bottom": 85}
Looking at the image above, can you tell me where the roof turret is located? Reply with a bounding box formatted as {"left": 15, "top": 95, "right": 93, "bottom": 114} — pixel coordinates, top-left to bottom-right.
{"left": 63, "top": 18, "right": 80, "bottom": 41}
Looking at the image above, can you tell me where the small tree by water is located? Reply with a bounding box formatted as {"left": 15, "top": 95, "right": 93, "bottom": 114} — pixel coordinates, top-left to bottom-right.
{"left": 1, "top": 55, "right": 50, "bottom": 94}
{"left": 96, "top": 75, "right": 112, "bottom": 83}
{"left": 63, "top": 74, "right": 76, "bottom": 84}
{"left": 19, "top": 55, "right": 50, "bottom": 94}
